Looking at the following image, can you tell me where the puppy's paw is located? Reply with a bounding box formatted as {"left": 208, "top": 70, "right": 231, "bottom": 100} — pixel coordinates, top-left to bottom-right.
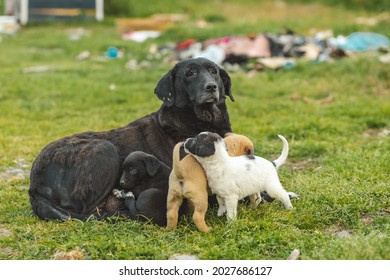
{"left": 250, "top": 193, "right": 262, "bottom": 207}
{"left": 288, "top": 192, "right": 300, "bottom": 200}
{"left": 123, "top": 191, "right": 135, "bottom": 199}
{"left": 112, "top": 189, "right": 135, "bottom": 199}
{"left": 112, "top": 189, "right": 125, "bottom": 198}
{"left": 217, "top": 207, "right": 226, "bottom": 217}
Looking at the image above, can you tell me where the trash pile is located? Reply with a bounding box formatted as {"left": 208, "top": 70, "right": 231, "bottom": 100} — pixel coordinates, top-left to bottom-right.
{"left": 8, "top": 11, "right": 388, "bottom": 73}
{"left": 112, "top": 17, "right": 390, "bottom": 72}
{"left": 110, "top": 14, "right": 389, "bottom": 71}
{"left": 172, "top": 28, "right": 390, "bottom": 71}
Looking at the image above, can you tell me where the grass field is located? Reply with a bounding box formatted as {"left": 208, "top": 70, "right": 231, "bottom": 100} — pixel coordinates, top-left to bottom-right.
{"left": 0, "top": 1, "right": 389, "bottom": 260}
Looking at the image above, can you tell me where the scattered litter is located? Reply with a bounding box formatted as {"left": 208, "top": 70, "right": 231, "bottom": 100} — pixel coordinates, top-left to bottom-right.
{"left": 67, "top": 27, "right": 90, "bottom": 41}
{"left": 125, "top": 59, "right": 151, "bottom": 71}
{"left": 122, "top": 30, "right": 160, "bottom": 42}
{"left": 287, "top": 249, "right": 300, "bottom": 260}
{"left": 125, "top": 59, "right": 138, "bottom": 70}
{"left": 379, "top": 53, "right": 390, "bottom": 64}
{"left": 75, "top": 50, "right": 90, "bottom": 61}
{"left": 105, "top": 46, "right": 123, "bottom": 59}
{"left": 176, "top": 39, "right": 202, "bottom": 60}
{"left": 23, "top": 65, "right": 53, "bottom": 74}
{"left": 334, "top": 32, "right": 390, "bottom": 52}
{"left": 257, "top": 57, "right": 296, "bottom": 70}
{"left": 196, "top": 19, "right": 208, "bottom": 29}
{"left": 194, "top": 44, "right": 226, "bottom": 65}
{"left": 108, "top": 84, "right": 116, "bottom": 91}
{"left": 298, "top": 43, "right": 321, "bottom": 60}
{"left": 173, "top": 28, "right": 389, "bottom": 72}
{"left": 168, "top": 254, "right": 199, "bottom": 260}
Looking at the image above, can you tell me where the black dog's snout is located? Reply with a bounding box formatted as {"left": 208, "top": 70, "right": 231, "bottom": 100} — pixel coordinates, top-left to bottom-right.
{"left": 204, "top": 82, "right": 217, "bottom": 93}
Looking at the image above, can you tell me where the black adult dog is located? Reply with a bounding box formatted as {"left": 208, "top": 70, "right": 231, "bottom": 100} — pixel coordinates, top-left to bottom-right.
{"left": 29, "top": 58, "right": 234, "bottom": 221}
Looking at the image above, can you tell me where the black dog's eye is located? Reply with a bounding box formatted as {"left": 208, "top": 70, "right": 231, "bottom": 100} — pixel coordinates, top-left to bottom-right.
{"left": 185, "top": 69, "right": 197, "bottom": 77}
{"left": 208, "top": 66, "right": 218, "bottom": 75}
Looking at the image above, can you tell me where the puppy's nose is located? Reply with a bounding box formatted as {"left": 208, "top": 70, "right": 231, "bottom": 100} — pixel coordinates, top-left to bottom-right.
{"left": 204, "top": 82, "right": 217, "bottom": 93}
{"left": 120, "top": 178, "right": 127, "bottom": 186}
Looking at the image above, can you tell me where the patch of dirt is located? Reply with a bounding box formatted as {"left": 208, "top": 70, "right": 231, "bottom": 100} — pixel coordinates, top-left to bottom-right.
{"left": 52, "top": 247, "right": 85, "bottom": 260}
{"left": 285, "top": 159, "right": 321, "bottom": 171}
{"left": 0, "top": 158, "right": 30, "bottom": 181}
{"left": 0, "top": 227, "right": 12, "bottom": 238}
{"left": 0, "top": 247, "right": 18, "bottom": 258}
{"left": 380, "top": 208, "right": 390, "bottom": 215}
{"left": 291, "top": 92, "right": 334, "bottom": 105}
{"left": 326, "top": 225, "right": 353, "bottom": 239}
{"left": 360, "top": 213, "right": 374, "bottom": 225}
{"left": 364, "top": 128, "right": 390, "bottom": 138}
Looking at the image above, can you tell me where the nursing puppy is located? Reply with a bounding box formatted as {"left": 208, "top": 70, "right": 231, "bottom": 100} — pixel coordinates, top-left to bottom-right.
{"left": 184, "top": 132, "right": 298, "bottom": 221}
{"left": 105, "top": 151, "right": 185, "bottom": 226}
{"left": 166, "top": 133, "right": 254, "bottom": 232}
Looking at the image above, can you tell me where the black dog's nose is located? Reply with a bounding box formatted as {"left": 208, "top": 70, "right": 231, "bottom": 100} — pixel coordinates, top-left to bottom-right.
{"left": 204, "top": 82, "right": 217, "bottom": 93}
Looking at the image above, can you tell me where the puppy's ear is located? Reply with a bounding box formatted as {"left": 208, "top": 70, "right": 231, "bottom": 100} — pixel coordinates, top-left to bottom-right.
{"left": 246, "top": 147, "right": 254, "bottom": 156}
{"left": 143, "top": 156, "right": 161, "bottom": 177}
{"left": 219, "top": 68, "right": 235, "bottom": 102}
{"left": 154, "top": 66, "right": 176, "bottom": 107}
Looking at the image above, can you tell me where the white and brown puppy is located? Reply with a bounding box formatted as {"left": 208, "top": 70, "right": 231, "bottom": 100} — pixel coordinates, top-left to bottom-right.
{"left": 184, "top": 132, "right": 298, "bottom": 221}
{"left": 166, "top": 133, "right": 254, "bottom": 233}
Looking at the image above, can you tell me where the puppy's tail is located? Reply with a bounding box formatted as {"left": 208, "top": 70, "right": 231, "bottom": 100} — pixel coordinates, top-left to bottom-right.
{"left": 272, "top": 135, "right": 289, "bottom": 169}
{"left": 172, "top": 141, "right": 184, "bottom": 178}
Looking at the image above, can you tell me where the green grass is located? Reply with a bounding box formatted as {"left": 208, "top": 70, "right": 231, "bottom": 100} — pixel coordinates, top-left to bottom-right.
{"left": 0, "top": 1, "right": 389, "bottom": 260}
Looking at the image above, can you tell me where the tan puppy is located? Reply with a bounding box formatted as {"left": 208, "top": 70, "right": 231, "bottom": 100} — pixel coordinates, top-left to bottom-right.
{"left": 166, "top": 133, "right": 254, "bottom": 232}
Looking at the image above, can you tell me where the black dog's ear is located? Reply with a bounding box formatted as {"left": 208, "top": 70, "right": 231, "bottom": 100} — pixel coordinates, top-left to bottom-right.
{"left": 143, "top": 155, "right": 161, "bottom": 177}
{"left": 219, "top": 68, "right": 234, "bottom": 102}
{"left": 154, "top": 66, "right": 176, "bottom": 107}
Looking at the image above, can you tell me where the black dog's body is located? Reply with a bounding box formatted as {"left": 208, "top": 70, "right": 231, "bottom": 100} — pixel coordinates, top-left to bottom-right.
{"left": 29, "top": 58, "right": 234, "bottom": 221}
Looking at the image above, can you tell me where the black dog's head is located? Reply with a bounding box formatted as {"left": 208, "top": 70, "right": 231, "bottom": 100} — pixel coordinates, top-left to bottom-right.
{"left": 154, "top": 58, "right": 234, "bottom": 123}
{"left": 184, "top": 131, "right": 224, "bottom": 158}
{"left": 119, "top": 151, "right": 162, "bottom": 191}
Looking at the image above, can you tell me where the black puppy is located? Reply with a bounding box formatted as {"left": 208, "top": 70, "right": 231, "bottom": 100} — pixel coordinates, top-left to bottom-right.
{"left": 29, "top": 58, "right": 234, "bottom": 221}
{"left": 104, "top": 151, "right": 174, "bottom": 226}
